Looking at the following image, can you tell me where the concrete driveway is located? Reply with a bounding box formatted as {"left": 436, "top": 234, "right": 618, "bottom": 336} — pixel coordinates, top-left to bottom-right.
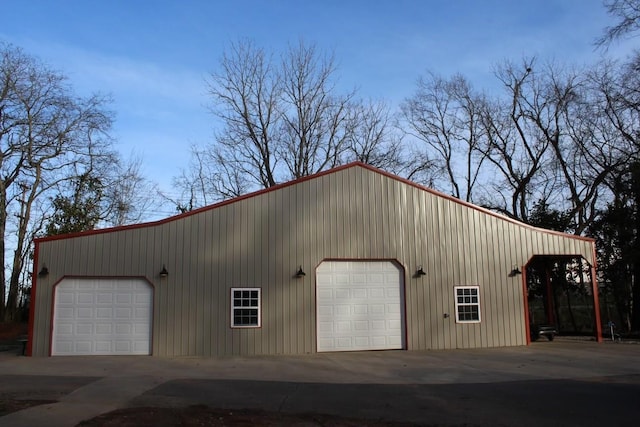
{"left": 1, "top": 339, "right": 639, "bottom": 426}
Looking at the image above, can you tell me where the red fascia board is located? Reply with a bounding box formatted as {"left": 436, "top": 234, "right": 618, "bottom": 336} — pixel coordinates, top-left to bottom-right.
{"left": 34, "top": 161, "right": 595, "bottom": 244}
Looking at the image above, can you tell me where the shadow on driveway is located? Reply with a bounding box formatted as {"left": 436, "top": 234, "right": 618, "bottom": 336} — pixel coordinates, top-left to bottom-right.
{"left": 130, "top": 374, "right": 640, "bottom": 426}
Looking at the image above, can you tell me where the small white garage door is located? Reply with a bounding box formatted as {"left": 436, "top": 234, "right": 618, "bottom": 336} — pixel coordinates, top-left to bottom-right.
{"left": 316, "top": 261, "right": 404, "bottom": 352}
{"left": 52, "top": 278, "right": 152, "bottom": 356}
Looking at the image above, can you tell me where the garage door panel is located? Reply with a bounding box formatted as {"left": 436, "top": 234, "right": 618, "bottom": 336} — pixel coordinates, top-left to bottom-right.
{"left": 352, "top": 289, "right": 367, "bottom": 298}
{"left": 56, "top": 307, "right": 74, "bottom": 319}
{"left": 335, "top": 337, "right": 352, "bottom": 348}
{"left": 335, "top": 277, "right": 349, "bottom": 286}
{"left": 388, "top": 336, "right": 403, "bottom": 346}
{"left": 96, "top": 308, "right": 112, "bottom": 318}
{"left": 115, "top": 323, "right": 131, "bottom": 334}
{"left": 116, "top": 294, "right": 132, "bottom": 304}
{"left": 97, "top": 293, "right": 113, "bottom": 303}
{"left": 389, "top": 319, "right": 402, "bottom": 329}
{"left": 78, "top": 308, "right": 94, "bottom": 318}
{"left": 52, "top": 278, "right": 152, "bottom": 356}
{"left": 77, "top": 323, "right": 94, "bottom": 334}
{"left": 133, "top": 308, "right": 149, "bottom": 320}
{"left": 57, "top": 292, "right": 75, "bottom": 304}
{"left": 76, "top": 341, "right": 93, "bottom": 353}
{"left": 386, "top": 287, "right": 400, "bottom": 297}
{"left": 115, "top": 307, "right": 132, "bottom": 319}
{"left": 56, "top": 323, "right": 73, "bottom": 335}
{"left": 335, "top": 288, "right": 350, "bottom": 298}
{"left": 354, "top": 336, "right": 370, "bottom": 346}
{"left": 317, "top": 288, "right": 333, "bottom": 298}
{"left": 335, "top": 305, "right": 350, "bottom": 316}
{"left": 371, "top": 320, "right": 386, "bottom": 330}
{"left": 354, "top": 320, "right": 369, "bottom": 330}
{"left": 369, "top": 288, "right": 384, "bottom": 298}
{"left": 56, "top": 341, "right": 73, "bottom": 353}
{"left": 318, "top": 321, "right": 333, "bottom": 332}
{"left": 317, "top": 261, "right": 405, "bottom": 352}
{"left": 77, "top": 293, "right": 94, "bottom": 304}
{"left": 134, "top": 293, "right": 149, "bottom": 303}
{"left": 115, "top": 341, "right": 131, "bottom": 352}
{"left": 95, "top": 341, "right": 111, "bottom": 352}
{"left": 353, "top": 305, "right": 368, "bottom": 315}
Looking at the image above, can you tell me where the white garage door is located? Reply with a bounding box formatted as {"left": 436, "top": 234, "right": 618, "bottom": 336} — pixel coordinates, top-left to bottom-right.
{"left": 316, "top": 261, "right": 404, "bottom": 352}
{"left": 52, "top": 278, "right": 152, "bottom": 356}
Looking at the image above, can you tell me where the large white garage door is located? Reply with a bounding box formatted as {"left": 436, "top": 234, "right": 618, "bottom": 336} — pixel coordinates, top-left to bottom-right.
{"left": 52, "top": 278, "right": 152, "bottom": 356}
{"left": 316, "top": 261, "right": 404, "bottom": 352}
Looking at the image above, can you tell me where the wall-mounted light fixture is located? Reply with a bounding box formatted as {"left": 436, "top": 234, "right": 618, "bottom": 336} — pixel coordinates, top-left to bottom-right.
{"left": 159, "top": 265, "right": 169, "bottom": 277}
{"left": 296, "top": 266, "right": 306, "bottom": 278}
{"left": 508, "top": 267, "right": 522, "bottom": 277}
{"left": 416, "top": 266, "right": 427, "bottom": 277}
{"left": 38, "top": 265, "right": 49, "bottom": 277}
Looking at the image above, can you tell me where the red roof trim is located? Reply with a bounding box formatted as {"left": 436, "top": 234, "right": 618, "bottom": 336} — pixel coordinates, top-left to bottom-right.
{"left": 34, "top": 161, "right": 594, "bottom": 244}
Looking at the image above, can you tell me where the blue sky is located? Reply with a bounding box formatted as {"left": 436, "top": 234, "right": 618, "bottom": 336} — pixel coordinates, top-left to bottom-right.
{"left": 1, "top": 1, "right": 635, "bottom": 217}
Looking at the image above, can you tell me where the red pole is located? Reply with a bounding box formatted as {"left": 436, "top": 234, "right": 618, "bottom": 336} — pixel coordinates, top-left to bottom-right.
{"left": 545, "top": 263, "right": 556, "bottom": 325}
{"left": 590, "top": 246, "right": 603, "bottom": 343}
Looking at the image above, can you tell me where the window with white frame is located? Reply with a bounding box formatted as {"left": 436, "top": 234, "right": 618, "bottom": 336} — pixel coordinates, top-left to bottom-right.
{"left": 454, "top": 286, "right": 481, "bottom": 323}
{"left": 231, "top": 288, "right": 261, "bottom": 327}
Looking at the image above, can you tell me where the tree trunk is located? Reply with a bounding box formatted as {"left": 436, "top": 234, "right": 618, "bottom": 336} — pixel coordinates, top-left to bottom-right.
{"left": 0, "top": 189, "right": 6, "bottom": 320}
{"left": 630, "top": 162, "right": 640, "bottom": 332}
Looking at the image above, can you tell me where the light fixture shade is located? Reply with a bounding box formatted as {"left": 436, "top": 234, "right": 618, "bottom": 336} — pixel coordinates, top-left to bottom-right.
{"left": 159, "top": 265, "right": 169, "bottom": 277}
{"left": 296, "top": 266, "right": 306, "bottom": 278}
{"left": 38, "top": 265, "right": 49, "bottom": 277}
{"left": 416, "top": 266, "right": 426, "bottom": 276}
{"left": 509, "top": 267, "right": 522, "bottom": 277}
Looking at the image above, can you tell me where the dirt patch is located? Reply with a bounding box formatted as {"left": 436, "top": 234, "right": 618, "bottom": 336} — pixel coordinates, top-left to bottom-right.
{"left": 0, "top": 322, "right": 28, "bottom": 343}
{"left": 0, "top": 399, "right": 57, "bottom": 416}
{"left": 77, "top": 405, "right": 419, "bottom": 426}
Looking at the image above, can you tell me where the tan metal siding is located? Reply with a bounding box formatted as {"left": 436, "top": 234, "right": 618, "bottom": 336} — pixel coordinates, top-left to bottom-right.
{"left": 30, "top": 165, "right": 595, "bottom": 357}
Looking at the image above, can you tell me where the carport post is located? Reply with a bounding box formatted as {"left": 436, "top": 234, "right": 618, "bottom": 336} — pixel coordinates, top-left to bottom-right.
{"left": 522, "top": 266, "right": 531, "bottom": 344}
{"left": 590, "top": 248, "right": 603, "bottom": 343}
{"left": 544, "top": 263, "right": 556, "bottom": 325}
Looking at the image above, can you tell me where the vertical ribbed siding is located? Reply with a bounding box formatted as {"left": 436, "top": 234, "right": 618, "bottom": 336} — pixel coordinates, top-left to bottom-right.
{"left": 30, "top": 165, "right": 595, "bottom": 357}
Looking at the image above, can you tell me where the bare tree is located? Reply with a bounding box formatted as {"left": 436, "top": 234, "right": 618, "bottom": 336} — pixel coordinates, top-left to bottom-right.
{"left": 401, "top": 72, "right": 487, "bottom": 202}
{"left": 402, "top": 58, "right": 624, "bottom": 231}
{"left": 280, "top": 41, "right": 356, "bottom": 178}
{"left": 206, "top": 39, "right": 283, "bottom": 190}
{"left": 1, "top": 43, "right": 115, "bottom": 320}
{"left": 477, "top": 62, "right": 553, "bottom": 221}
{"left": 527, "top": 61, "right": 623, "bottom": 233}
{"left": 346, "top": 99, "right": 405, "bottom": 174}
{"left": 587, "top": 55, "right": 640, "bottom": 332}
{"left": 597, "top": 0, "right": 640, "bottom": 47}
{"left": 166, "top": 144, "right": 249, "bottom": 211}
{"left": 474, "top": 59, "right": 622, "bottom": 230}
{"left": 176, "top": 39, "right": 403, "bottom": 208}
{"left": 101, "top": 154, "right": 160, "bottom": 226}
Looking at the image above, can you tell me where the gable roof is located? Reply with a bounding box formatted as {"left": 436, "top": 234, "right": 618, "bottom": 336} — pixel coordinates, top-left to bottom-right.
{"left": 35, "top": 161, "right": 594, "bottom": 243}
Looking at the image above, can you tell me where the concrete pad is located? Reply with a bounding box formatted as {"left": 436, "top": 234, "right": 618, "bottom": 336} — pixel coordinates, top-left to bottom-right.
{"left": 0, "top": 341, "right": 638, "bottom": 426}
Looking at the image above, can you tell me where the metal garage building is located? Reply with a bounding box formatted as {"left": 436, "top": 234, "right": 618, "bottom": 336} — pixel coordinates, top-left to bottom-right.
{"left": 27, "top": 162, "right": 601, "bottom": 357}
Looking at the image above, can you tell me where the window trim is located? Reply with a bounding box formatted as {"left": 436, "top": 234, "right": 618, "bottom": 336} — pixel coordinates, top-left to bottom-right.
{"left": 230, "top": 287, "right": 262, "bottom": 328}
{"left": 454, "top": 285, "right": 481, "bottom": 323}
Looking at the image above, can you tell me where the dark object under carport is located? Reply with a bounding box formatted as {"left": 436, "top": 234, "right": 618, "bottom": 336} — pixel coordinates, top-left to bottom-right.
{"left": 530, "top": 324, "right": 558, "bottom": 341}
